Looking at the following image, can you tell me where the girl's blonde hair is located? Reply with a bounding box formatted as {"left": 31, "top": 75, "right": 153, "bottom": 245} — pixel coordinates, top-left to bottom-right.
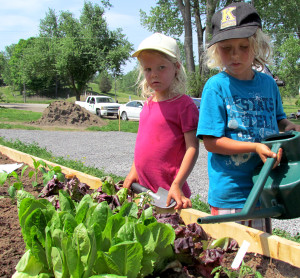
{"left": 136, "top": 50, "right": 187, "bottom": 99}
{"left": 205, "top": 28, "right": 273, "bottom": 70}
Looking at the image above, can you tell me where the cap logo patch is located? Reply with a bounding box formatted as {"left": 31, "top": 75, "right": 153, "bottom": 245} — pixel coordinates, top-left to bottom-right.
{"left": 220, "top": 7, "right": 236, "bottom": 29}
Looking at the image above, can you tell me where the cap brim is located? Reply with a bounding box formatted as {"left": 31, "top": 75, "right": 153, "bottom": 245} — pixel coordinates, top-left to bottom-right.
{"left": 132, "top": 47, "right": 177, "bottom": 59}
{"left": 208, "top": 26, "right": 259, "bottom": 47}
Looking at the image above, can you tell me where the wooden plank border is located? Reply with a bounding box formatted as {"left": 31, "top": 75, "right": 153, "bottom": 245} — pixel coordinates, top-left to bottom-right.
{"left": 0, "top": 145, "right": 102, "bottom": 189}
{"left": 1, "top": 144, "right": 300, "bottom": 268}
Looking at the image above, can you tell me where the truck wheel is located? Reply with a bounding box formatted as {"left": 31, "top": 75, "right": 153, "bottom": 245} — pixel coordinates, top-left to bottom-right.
{"left": 96, "top": 109, "right": 102, "bottom": 117}
{"left": 121, "top": 112, "right": 128, "bottom": 121}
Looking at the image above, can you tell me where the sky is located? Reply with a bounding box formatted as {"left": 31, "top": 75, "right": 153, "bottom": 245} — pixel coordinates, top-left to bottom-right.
{"left": 0, "top": 0, "right": 157, "bottom": 73}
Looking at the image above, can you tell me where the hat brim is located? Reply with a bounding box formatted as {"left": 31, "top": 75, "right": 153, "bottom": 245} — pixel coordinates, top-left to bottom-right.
{"left": 132, "top": 47, "right": 177, "bottom": 59}
{"left": 208, "top": 25, "right": 259, "bottom": 47}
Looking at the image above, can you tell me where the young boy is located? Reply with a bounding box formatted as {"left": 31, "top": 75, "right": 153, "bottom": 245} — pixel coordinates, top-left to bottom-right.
{"left": 197, "top": 2, "right": 300, "bottom": 231}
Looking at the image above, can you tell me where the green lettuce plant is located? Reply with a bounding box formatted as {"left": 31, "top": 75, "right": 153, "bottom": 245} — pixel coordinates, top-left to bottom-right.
{"left": 14, "top": 190, "right": 175, "bottom": 278}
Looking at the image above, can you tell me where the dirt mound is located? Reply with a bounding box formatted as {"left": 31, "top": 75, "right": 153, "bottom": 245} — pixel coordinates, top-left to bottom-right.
{"left": 33, "top": 101, "right": 107, "bottom": 127}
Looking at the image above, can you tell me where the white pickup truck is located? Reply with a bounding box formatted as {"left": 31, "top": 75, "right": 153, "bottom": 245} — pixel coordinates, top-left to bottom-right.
{"left": 75, "top": 95, "right": 120, "bottom": 118}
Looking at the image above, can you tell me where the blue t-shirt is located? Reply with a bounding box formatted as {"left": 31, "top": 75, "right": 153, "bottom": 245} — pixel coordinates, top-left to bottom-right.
{"left": 197, "top": 71, "right": 286, "bottom": 208}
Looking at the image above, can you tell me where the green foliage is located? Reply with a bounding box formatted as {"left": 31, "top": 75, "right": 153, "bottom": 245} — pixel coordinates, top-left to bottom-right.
{"left": 36, "top": 160, "right": 65, "bottom": 186}
{"left": 273, "top": 228, "right": 300, "bottom": 244}
{"left": 117, "top": 69, "right": 139, "bottom": 95}
{"left": 28, "top": 158, "right": 43, "bottom": 187}
{"left": 140, "top": 0, "right": 183, "bottom": 37}
{"left": 2, "top": 2, "right": 133, "bottom": 100}
{"left": 212, "top": 261, "right": 263, "bottom": 278}
{"left": 191, "top": 194, "right": 210, "bottom": 214}
{"left": 274, "top": 36, "right": 300, "bottom": 98}
{"left": 186, "top": 68, "right": 218, "bottom": 98}
{"left": 15, "top": 194, "right": 176, "bottom": 277}
{"left": 0, "top": 164, "right": 29, "bottom": 199}
{"left": 98, "top": 72, "right": 113, "bottom": 94}
{"left": 254, "top": 0, "right": 299, "bottom": 43}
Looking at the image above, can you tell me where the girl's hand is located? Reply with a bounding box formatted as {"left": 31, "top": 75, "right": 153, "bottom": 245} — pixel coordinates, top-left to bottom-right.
{"left": 255, "top": 143, "right": 283, "bottom": 169}
{"left": 123, "top": 163, "right": 139, "bottom": 189}
{"left": 167, "top": 185, "right": 192, "bottom": 210}
{"left": 123, "top": 175, "right": 138, "bottom": 189}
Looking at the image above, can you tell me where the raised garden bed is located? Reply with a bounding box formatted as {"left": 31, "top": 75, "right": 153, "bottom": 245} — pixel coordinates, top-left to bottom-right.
{"left": 1, "top": 145, "right": 300, "bottom": 277}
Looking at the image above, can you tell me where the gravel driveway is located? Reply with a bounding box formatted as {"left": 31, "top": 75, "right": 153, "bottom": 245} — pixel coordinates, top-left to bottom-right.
{"left": 0, "top": 129, "right": 299, "bottom": 236}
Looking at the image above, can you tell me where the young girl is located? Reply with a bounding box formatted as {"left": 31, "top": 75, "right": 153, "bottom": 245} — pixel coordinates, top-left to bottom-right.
{"left": 197, "top": 2, "right": 300, "bottom": 231}
{"left": 123, "top": 33, "right": 199, "bottom": 210}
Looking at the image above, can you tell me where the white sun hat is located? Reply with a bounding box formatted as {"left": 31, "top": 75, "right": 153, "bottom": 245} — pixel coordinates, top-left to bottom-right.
{"left": 132, "top": 32, "right": 180, "bottom": 61}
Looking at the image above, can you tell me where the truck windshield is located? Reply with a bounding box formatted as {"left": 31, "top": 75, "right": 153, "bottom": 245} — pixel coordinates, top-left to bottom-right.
{"left": 96, "top": 98, "right": 112, "bottom": 103}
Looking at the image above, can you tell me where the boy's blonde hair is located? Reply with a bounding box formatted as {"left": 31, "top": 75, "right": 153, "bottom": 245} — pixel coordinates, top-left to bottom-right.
{"left": 205, "top": 28, "right": 273, "bottom": 71}
{"left": 136, "top": 50, "right": 187, "bottom": 99}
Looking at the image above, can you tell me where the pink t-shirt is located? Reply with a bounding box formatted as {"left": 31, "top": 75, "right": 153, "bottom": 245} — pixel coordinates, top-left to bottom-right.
{"left": 134, "top": 94, "right": 199, "bottom": 197}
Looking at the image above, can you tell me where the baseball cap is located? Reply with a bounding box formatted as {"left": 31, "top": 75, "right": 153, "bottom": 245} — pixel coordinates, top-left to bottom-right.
{"left": 208, "top": 2, "right": 262, "bottom": 47}
{"left": 132, "top": 33, "right": 180, "bottom": 61}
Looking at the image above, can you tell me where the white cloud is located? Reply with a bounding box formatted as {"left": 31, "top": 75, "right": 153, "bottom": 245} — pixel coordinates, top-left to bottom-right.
{"left": 105, "top": 12, "right": 137, "bottom": 29}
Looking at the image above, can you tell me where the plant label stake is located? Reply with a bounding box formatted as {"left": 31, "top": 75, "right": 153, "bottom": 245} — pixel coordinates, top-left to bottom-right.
{"left": 231, "top": 240, "right": 250, "bottom": 269}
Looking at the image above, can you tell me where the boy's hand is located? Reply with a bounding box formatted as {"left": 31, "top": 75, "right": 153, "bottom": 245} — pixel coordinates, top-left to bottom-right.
{"left": 167, "top": 185, "right": 192, "bottom": 210}
{"left": 285, "top": 123, "right": 300, "bottom": 132}
{"left": 278, "top": 118, "right": 300, "bottom": 132}
{"left": 255, "top": 143, "right": 283, "bottom": 168}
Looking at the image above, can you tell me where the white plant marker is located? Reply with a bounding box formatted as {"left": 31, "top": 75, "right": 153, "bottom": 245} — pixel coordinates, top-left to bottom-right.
{"left": 231, "top": 240, "right": 250, "bottom": 269}
{"left": 0, "top": 163, "right": 23, "bottom": 174}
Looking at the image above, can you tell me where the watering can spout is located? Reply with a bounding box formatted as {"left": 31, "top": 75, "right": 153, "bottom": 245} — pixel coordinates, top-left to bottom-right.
{"left": 197, "top": 206, "right": 285, "bottom": 224}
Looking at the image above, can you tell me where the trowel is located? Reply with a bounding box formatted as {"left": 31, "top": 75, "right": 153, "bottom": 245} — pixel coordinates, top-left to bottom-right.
{"left": 131, "top": 183, "right": 176, "bottom": 209}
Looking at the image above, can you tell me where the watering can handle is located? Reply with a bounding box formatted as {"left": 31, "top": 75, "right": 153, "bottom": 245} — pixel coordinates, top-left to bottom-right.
{"left": 265, "top": 142, "right": 282, "bottom": 169}
{"left": 241, "top": 142, "right": 282, "bottom": 213}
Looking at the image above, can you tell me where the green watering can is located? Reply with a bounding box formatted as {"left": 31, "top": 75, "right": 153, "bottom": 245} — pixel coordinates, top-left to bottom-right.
{"left": 197, "top": 131, "right": 300, "bottom": 224}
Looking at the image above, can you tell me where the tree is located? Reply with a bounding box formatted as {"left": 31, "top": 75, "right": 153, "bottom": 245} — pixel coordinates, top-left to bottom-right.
{"left": 2, "top": 1, "right": 133, "bottom": 99}
{"left": 254, "top": 0, "right": 300, "bottom": 96}
{"left": 1, "top": 1, "right": 139, "bottom": 100}
{"left": 0, "top": 52, "right": 7, "bottom": 86}
{"left": 98, "top": 72, "right": 112, "bottom": 93}
{"left": 38, "top": 1, "right": 133, "bottom": 100}
{"left": 276, "top": 36, "right": 300, "bottom": 97}
{"left": 2, "top": 39, "right": 33, "bottom": 93}
{"left": 176, "top": 0, "right": 195, "bottom": 73}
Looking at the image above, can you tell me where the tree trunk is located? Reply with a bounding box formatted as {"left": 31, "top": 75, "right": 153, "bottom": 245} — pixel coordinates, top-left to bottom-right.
{"left": 193, "top": 0, "right": 205, "bottom": 76}
{"left": 69, "top": 76, "right": 81, "bottom": 101}
{"left": 205, "top": 0, "right": 218, "bottom": 46}
{"left": 177, "top": 0, "right": 195, "bottom": 73}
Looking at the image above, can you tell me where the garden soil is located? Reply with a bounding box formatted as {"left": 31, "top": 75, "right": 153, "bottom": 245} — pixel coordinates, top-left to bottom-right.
{"left": 0, "top": 154, "right": 300, "bottom": 277}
